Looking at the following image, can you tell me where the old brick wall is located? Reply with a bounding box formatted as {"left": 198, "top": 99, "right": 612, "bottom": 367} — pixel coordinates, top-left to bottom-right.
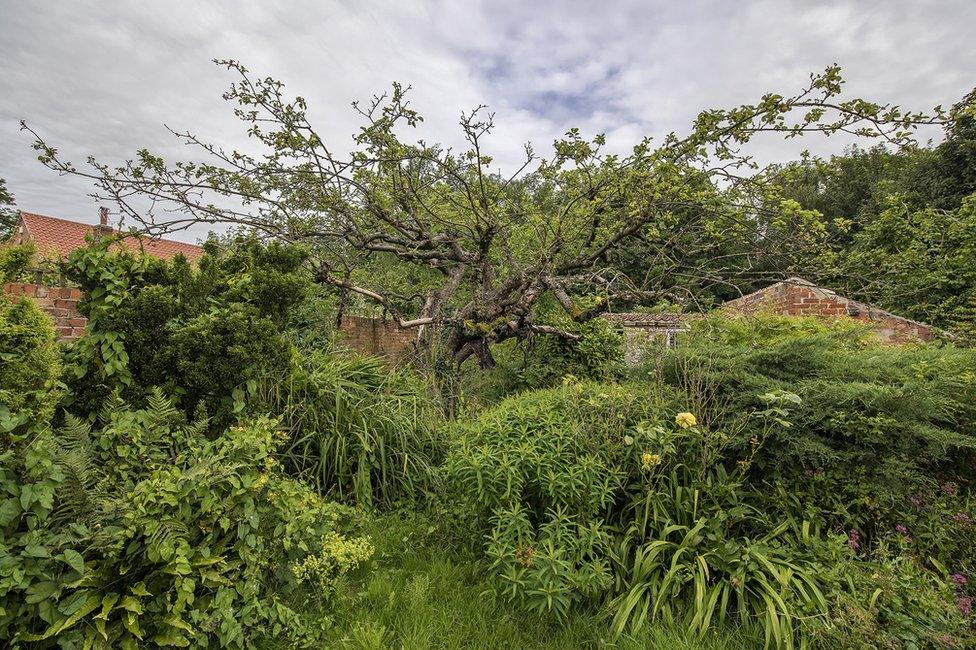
{"left": 336, "top": 315, "right": 417, "bottom": 359}
{"left": 723, "top": 279, "right": 933, "bottom": 344}
{"left": 1, "top": 284, "right": 422, "bottom": 354}
{"left": 3, "top": 283, "right": 87, "bottom": 341}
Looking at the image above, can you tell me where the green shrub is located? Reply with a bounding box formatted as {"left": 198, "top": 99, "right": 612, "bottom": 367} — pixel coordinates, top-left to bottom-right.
{"left": 791, "top": 532, "right": 970, "bottom": 648}
{"left": 257, "top": 350, "right": 441, "bottom": 506}
{"left": 62, "top": 235, "right": 311, "bottom": 424}
{"left": 443, "top": 378, "right": 958, "bottom": 647}
{"left": 657, "top": 314, "right": 976, "bottom": 537}
{"left": 0, "top": 296, "right": 61, "bottom": 426}
{"left": 477, "top": 312, "right": 625, "bottom": 399}
{"left": 0, "top": 243, "right": 35, "bottom": 284}
{"left": 0, "top": 393, "right": 371, "bottom": 648}
{"left": 444, "top": 381, "right": 659, "bottom": 615}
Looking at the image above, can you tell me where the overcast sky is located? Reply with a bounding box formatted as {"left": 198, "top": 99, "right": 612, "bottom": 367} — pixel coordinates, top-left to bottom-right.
{"left": 2, "top": 0, "right": 974, "bottom": 243}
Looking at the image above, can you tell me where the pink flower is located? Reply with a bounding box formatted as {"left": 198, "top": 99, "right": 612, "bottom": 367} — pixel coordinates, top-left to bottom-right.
{"left": 952, "top": 573, "right": 968, "bottom": 586}
{"left": 895, "top": 524, "right": 908, "bottom": 535}
{"left": 847, "top": 529, "right": 860, "bottom": 551}
{"left": 953, "top": 512, "right": 972, "bottom": 524}
{"left": 943, "top": 482, "right": 959, "bottom": 496}
{"left": 956, "top": 595, "right": 972, "bottom": 616}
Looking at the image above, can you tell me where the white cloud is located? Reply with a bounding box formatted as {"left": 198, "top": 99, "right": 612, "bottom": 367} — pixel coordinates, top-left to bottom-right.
{"left": 1, "top": 0, "right": 973, "bottom": 242}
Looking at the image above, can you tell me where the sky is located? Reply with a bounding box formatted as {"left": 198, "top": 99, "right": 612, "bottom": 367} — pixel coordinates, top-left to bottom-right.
{"left": 1, "top": 0, "right": 974, "bottom": 243}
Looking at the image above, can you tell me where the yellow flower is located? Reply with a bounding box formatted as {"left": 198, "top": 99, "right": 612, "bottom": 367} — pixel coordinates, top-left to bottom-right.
{"left": 641, "top": 452, "right": 661, "bottom": 469}
{"left": 675, "top": 412, "right": 697, "bottom": 429}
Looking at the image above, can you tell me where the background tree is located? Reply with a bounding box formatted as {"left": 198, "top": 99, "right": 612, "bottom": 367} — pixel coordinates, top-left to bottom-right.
{"left": 769, "top": 87, "right": 976, "bottom": 334}
{"left": 0, "top": 177, "right": 19, "bottom": 240}
{"left": 26, "top": 62, "right": 945, "bottom": 365}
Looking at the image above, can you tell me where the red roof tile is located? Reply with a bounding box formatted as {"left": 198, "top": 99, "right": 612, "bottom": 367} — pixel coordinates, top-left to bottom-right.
{"left": 15, "top": 212, "right": 205, "bottom": 261}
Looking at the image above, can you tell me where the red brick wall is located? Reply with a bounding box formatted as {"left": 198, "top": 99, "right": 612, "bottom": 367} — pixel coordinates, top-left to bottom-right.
{"left": 3, "top": 283, "right": 87, "bottom": 341}
{"left": 337, "top": 315, "right": 417, "bottom": 359}
{"left": 723, "top": 280, "right": 933, "bottom": 344}
{"left": 1, "top": 284, "right": 423, "bottom": 353}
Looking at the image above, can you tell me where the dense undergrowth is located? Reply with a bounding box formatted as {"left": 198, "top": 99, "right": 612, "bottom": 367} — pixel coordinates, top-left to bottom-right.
{"left": 2, "top": 238, "right": 976, "bottom": 648}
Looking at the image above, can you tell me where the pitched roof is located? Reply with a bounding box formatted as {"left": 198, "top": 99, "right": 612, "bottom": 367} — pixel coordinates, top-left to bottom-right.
{"left": 722, "top": 277, "right": 932, "bottom": 329}
{"left": 601, "top": 312, "right": 690, "bottom": 329}
{"left": 15, "top": 212, "right": 205, "bottom": 261}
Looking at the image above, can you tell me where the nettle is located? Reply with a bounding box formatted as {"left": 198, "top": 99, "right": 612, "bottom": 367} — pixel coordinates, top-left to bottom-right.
{"left": 1, "top": 392, "right": 371, "bottom": 648}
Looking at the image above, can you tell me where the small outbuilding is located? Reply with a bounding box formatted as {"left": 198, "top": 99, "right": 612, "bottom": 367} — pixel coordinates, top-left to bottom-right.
{"left": 721, "top": 277, "right": 933, "bottom": 344}
{"left": 600, "top": 312, "right": 691, "bottom": 364}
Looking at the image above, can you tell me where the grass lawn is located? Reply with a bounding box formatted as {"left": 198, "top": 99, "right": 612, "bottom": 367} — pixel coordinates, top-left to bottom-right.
{"left": 263, "top": 511, "right": 761, "bottom": 649}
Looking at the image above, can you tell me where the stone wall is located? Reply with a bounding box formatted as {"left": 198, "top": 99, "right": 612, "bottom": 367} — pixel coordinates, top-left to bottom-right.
{"left": 722, "top": 278, "right": 933, "bottom": 344}
{"left": 3, "top": 282, "right": 87, "bottom": 341}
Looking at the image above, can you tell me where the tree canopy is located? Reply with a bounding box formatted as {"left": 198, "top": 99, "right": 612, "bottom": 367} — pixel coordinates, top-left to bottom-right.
{"left": 25, "top": 62, "right": 948, "bottom": 363}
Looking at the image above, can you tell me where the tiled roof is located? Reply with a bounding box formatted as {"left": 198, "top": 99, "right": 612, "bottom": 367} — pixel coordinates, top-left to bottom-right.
{"left": 601, "top": 312, "right": 690, "bottom": 328}
{"left": 15, "top": 212, "right": 205, "bottom": 261}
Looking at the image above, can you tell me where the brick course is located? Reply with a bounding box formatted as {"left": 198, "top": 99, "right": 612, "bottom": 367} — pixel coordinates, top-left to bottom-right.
{"left": 336, "top": 315, "right": 417, "bottom": 359}
{"left": 3, "top": 282, "right": 87, "bottom": 341}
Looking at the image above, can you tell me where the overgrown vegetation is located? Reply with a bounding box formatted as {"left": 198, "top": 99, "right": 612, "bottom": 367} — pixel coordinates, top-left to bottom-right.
{"left": 3, "top": 65, "right": 976, "bottom": 648}
{"left": 0, "top": 305, "right": 371, "bottom": 646}
{"left": 256, "top": 350, "right": 441, "bottom": 506}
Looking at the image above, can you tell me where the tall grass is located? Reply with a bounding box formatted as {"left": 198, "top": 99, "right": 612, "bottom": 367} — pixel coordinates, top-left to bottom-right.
{"left": 257, "top": 350, "right": 442, "bottom": 506}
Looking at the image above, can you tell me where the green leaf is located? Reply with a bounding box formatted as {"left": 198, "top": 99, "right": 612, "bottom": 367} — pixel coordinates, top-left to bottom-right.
{"left": 0, "top": 497, "right": 21, "bottom": 525}
{"left": 130, "top": 582, "right": 151, "bottom": 597}
{"left": 24, "top": 544, "right": 50, "bottom": 558}
{"left": 60, "top": 549, "right": 85, "bottom": 575}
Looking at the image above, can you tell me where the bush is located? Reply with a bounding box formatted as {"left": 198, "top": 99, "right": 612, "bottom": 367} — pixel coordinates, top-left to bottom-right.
{"left": 445, "top": 381, "right": 823, "bottom": 637}
{"left": 62, "top": 235, "right": 311, "bottom": 424}
{"left": 257, "top": 350, "right": 441, "bottom": 507}
{"left": 0, "top": 392, "right": 371, "bottom": 648}
{"left": 0, "top": 243, "right": 35, "bottom": 284}
{"left": 443, "top": 374, "right": 976, "bottom": 646}
{"left": 0, "top": 296, "right": 61, "bottom": 426}
{"left": 473, "top": 310, "right": 625, "bottom": 400}
{"left": 657, "top": 314, "right": 976, "bottom": 537}
{"left": 444, "top": 381, "right": 659, "bottom": 615}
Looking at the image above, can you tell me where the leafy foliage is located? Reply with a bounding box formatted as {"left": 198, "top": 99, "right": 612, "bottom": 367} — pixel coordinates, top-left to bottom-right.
{"left": 444, "top": 380, "right": 826, "bottom": 641}
{"left": 0, "top": 392, "right": 370, "bottom": 648}
{"left": 486, "top": 310, "right": 625, "bottom": 394}
{"left": 62, "top": 235, "right": 310, "bottom": 424}
{"left": 0, "top": 295, "right": 61, "bottom": 425}
{"left": 0, "top": 177, "right": 18, "bottom": 240}
{"left": 658, "top": 314, "right": 976, "bottom": 537}
{"left": 444, "top": 381, "right": 655, "bottom": 614}
{"left": 768, "top": 87, "right": 976, "bottom": 334}
{"left": 0, "top": 243, "right": 36, "bottom": 285}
